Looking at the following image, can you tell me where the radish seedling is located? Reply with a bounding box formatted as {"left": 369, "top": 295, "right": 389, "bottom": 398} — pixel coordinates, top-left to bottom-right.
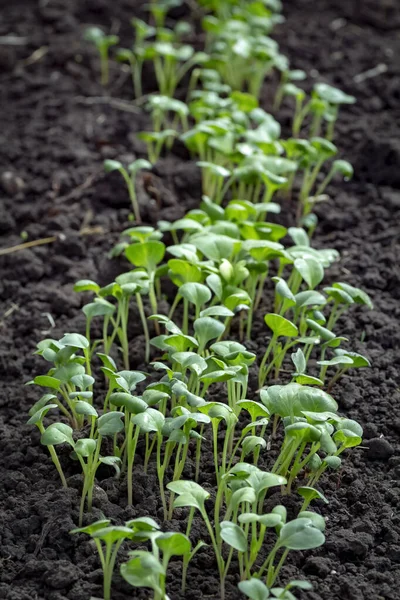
{"left": 116, "top": 18, "right": 156, "bottom": 98}
{"left": 84, "top": 27, "right": 119, "bottom": 86}
{"left": 74, "top": 411, "right": 124, "bottom": 525}
{"left": 71, "top": 520, "right": 133, "bottom": 600}
{"left": 104, "top": 159, "right": 152, "bottom": 224}
{"left": 27, "top": 405, "right": 68, "bottom": 487}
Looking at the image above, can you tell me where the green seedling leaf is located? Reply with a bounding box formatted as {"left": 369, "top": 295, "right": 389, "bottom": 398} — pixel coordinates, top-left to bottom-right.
{"left": 74, "top": 401, "right": 98, "bottom": 417}
{"left": 323, "top": 286, "right": 354, "bottom": 305}
{"left": 179, "top": 282, "right": 211, "bottom": 310}
{"left": 241, "top": 436, "right": 267, "bottom": 457}
{"left": 264, "top": 314, "right": 298, "bottom": 338}
{"left": 220, "top": 521, "right": 247, "bottom": 553}
{"left": 33, "top": 375, "right": 61, "bottom": 390}
{"left": 306, "top": 319, "right": 336, "bottom": 341}
{"left": 60, "top": 333, "right": 89, "bottom": 350}
{"left": 83, "top": 299, "right": 115, "bottom": 319}
{"left": 286, "top": 580, "right": 313, "bottom": 592}
{"left": 109, "top": 393, "right": 148, "bottom": 414}
{"left": 92, "top": 525, "right": 133, "bottom": 544}
{"left": 334, "top": 418, "right": 363, "bottom": 443}
{"left": 294, "top": 257, "right": 324, "bottom": 289}
{"left": 97, "top": 411, "right": 125, "bottom": 436}
{"left": 172, "top": 352, "right": 208, "bottom": 376}
{"left": 73, "top": 279, "right": 100, "bottom": 293}
{"left": 168, "top": 259, "right": 202, "bottom": 287}
{"left": 261, "top": 384, "right": 338, "bottom": 418}
{"left": 294, "top": 375, "right": 324, "bottom": 386}
{"left": 323, "top": 455, "right": 342, "bottom": 469}
{"left": 295, "top": 290, "right": 326, "bottom": 308}
{"left": 288, "top": 227, "right": 310, "bottom": 247}
{"left": 53, "top": 362, "right": 85, "bottom": 384}
{"left": 28, "top": 394, "right": 58, "bottom": 416}
{"left": 75, "top": 438, "right": 96, "bottom": 457}
{"left": 332, "top": 282, "right": 373, "bottom": 308}
{"left": 125, "top": 241, "right": 166, "bottom": 273}
{"left": 298, "top": 486, "right": 328, "bottom": 505}
{"left": 314, "top": 82, "right": 356, "bottom": 105}
{"left": 231, "top": 487, "right": 257, "bottom": 511}
{"left": 125, "top": 516, "right": 160, "bottom": 533}
{"left": 332, "top": 159, "right": 353, "bottom": 180}
{"left": 132, "top": 408, "right": 165, "bottom": 433}
{"left": 272, "top": 277, "right": 296, "bottom": 306}
{"left": 104, "top": 159, "right": 123, "bottom": 173}
{"left": 27, "top": 403, "right": 58, "bottom": 426}
{"left": 297, "top": 512, "right": 326, "bottom": 532}
{"left": 317, "top": 355, "right": 353, "bottom": 367}
{"left": 70, "top": 519, "right": 111, "bottom": 535}
{"left": 334, "top": 350, "right": 371, "bottom": 368}
{"left": 41, "top": 423, "right": 74, "bottom": 447}
{"left": 278, "top": 517, "right": 325, "bottom": 550}
{"left": 71, "top": 374, "right": 95, "bottom": 390}
{"left": 167, "top": 480, "right": 210, "bottom": 512}
{"left": 128, "top": 159, "right": 152, "bottom": 175}
{"left": 200, "top": 306, "right": 234, "bottom": 318}
{"left": 238, "top": 578, "right": 270, "bottom": 600}
{"left": 192, "top": 233, "right": 240, "bottom": 262}
{"left": 100, "top": 456, "right": 121, "bottom": 476}
{"left": 120, "top": 552, "right": 164, "bottom": 593}
{"left": 156, "top": 532, "right": 191, "bottom": 557}
{"left": 236, "top": 400, "right": 270, "bottom": 421}
{"left": 194, "top": 317, "right": 225, "bottom": 349}
{"left": 292, "top": 348, "right": 306, "bottom": 374}
{"left": 116, "top": 370, "right": 147, "bottom": 391}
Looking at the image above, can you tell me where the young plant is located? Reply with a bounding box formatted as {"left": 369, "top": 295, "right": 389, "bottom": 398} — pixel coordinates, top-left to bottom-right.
{"left": 27, "top": 405, "right": 68, "bottom": 487}
{"left": 73, "top": 410, "right": 124, "bottom": 525}
{"left": 84, "top": 27, "right": 119, "bottom": 85}
{"left": 30, "top": 333, "right": 93, "bottom": 428}
{"left": 104, "top": 159, "right": 152, "bottom": 224}
{"left": 116, "top": 18, "right": 156, "bottom": 98}
{"left": 71, "top": 520, "right": 133, "bottom": 600}
{"left": 121, "top": 529, "right": 193, "bottom": 600}
{"left": 108, "top": 391, "right": 148, "bottom": 505}
{"left": 125, "top": 239, "right": 166, "bottom": 329}
{"left": 142, "top": 41, "right": 208, "bottom": 97}
{"left": 258, "top": 314, "right": 299, "bottom": 388}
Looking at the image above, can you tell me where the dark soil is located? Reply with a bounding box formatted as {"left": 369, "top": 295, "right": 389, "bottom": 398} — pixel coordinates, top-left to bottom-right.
{"left": 0, "top": 1, "right": 399, "bottom": 599}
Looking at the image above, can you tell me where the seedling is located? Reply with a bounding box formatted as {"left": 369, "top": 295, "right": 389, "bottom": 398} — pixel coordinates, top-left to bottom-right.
{"left": 71, "top": 520, "right": 133, "bottom": 600}
{"left": 116, "top": 19, "right": 156, "bottom": 98}
{"left": 121, "top": 529, "right": 194, "bottom": 600}
{"left": 239, "top": 578, "right": 313, "bottom": 600}
{"left": 259, "top": 314, "right": 299, "bottom": 387}
{"left": 138, "top": 129, "right": 178, "bottom": 163}
{"left": 109, "top": 391, "right": 148, "bottom": 505}
{"left": 104, "top": 159, "right": 152, "bottom": 224}
{"left": 142, "top": 40, "right": 208, "bottom": 97}
{"left": 125, "top": 239, "right": 166, "bottom": 332}
{"left": 146, "top": 94, "right": 189, "bottom": 135}
{"left": 74, "top": 411, "right": 124, "bottom": 525}
{"left": 27, "top": 405, "right": 68, "bottom": 487}
{"left": 84, "top": 27, "right": 119, "bottom": 85}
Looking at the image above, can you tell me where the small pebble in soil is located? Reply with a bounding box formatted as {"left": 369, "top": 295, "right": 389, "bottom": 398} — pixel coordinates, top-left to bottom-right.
{"left": 366, "top": 437, "right": 394, "bottom": 460}
{"left": 1, "top": 171, "right": 25, "bottom": 196}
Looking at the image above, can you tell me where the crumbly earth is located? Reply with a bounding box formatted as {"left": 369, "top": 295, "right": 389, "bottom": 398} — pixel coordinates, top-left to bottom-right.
{"left": 0, "top": 1, "right": 399, "bottom": 599}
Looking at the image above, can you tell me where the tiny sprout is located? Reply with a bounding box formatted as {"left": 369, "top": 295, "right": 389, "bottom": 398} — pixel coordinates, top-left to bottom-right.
{"left": 27, "top": 406, "right": 68, "bottom": 487}
{"left": 298, "top": 486, "right": 328, "bottom": 512}
{"left": 84, "top": 27, "right": 119, "bottom": 86}
{"left": 104, "top": 159, "right": 152, "bottom": 224}
{"left": 71, "top": 520, "right": 133, "bottom": 600}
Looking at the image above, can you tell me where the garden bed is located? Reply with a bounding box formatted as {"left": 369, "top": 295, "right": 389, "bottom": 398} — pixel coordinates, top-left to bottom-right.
{"left": 0, "top": 1, "right": 399, "bottom": 599}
